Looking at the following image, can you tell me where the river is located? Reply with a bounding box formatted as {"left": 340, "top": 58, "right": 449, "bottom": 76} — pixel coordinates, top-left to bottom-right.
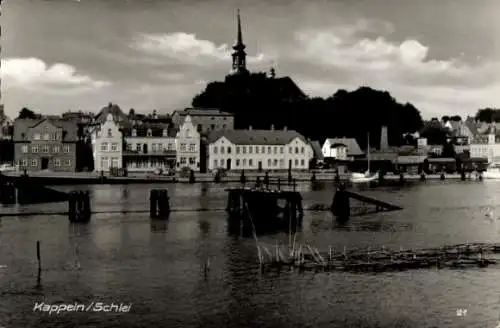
{"left": 1, "top": 180, "right": 500, "bottom": 328}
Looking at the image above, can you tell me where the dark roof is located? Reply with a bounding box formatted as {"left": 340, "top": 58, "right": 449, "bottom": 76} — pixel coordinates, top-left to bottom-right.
{"left": 95, "top": 103, "right": 128, "bottom": 124}
{"left": 13, "top": 118, "right": 79, "bottom": 142}
{"left": 310, "top": 140, "right": 324, "bottom": 160}
{"left": 207, "top": 129, "right": 308, "bottom": 145}
{"left": 268, "top": 76, "right": 306, "bottom": 99}
{"left": 330, "top": 143, "right": 347, "bottom": 148}
{"left": 121, "top": 122, "right": 177, "bottom": 138}
{"left": 326, "top": 138, "right": 364, "bottom": 156}
{"left": 173, "top": 108, "right": 234, "bottom": 117}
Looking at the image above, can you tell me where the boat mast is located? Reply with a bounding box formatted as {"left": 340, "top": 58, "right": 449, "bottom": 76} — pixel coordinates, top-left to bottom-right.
{"left": 367, "top": 132, "right": 370, "bottom": 173}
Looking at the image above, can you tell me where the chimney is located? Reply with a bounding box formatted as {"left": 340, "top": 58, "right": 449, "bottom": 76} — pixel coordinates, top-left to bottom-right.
{"left": 283, "top": 126, "right": 287, "bottom": 131}
{"left": 380, "top": 125, "right": 389, "bottom": 150}
{"left": 248, "top": 126, "right": 252, "bottom": 130}
{"left": 271, "top": 124, "right": 274, "bottom": 130}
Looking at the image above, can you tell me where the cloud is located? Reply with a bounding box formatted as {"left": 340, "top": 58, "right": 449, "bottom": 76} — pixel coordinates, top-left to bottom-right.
{"left": 1, "top": 57, "right": 111, "bottom": 93}
{"left": 292, "top": 21, "right": 500, "bottom": 116}
{"left": 132, "top": 32, "right": 266, "bottom": 66}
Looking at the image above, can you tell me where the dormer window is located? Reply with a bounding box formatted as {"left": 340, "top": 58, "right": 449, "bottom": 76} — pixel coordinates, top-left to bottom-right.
{"left": 107, "top": 128, "right": 112, "bottom": 137}
{"left": 162, "top": 129, "right": 168, "bottom": 137}
{"left": 132, "top": 129, "right": 137, "bottom": 137}
{"left": 147, "top": 129, "right": 152, "bottom": 137}
{"left": 62, "top": 131, "right": 67, "bottom": 140}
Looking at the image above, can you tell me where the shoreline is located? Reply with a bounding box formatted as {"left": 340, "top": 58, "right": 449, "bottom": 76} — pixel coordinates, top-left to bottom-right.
{"left": 0, "top": 171, "right": 484, "bottom": 185}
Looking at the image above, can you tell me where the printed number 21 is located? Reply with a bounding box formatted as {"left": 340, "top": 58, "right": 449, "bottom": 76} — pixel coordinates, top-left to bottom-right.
{"left": 456, "top": 309, "right": 467, "bottom": 316}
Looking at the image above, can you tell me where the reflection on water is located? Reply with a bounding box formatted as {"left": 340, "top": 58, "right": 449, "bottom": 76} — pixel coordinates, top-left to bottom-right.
{"left": 1, "top": 180, "right": 500, "bottom": 327}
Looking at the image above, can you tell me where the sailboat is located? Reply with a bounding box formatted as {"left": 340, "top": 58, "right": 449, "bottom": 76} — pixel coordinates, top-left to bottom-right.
{"left": 350, "top": 132, "right": 378, "bottom": 184}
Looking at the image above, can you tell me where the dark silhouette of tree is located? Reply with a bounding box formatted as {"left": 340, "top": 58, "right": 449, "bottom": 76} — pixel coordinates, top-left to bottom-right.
{"left": 474, "top": 108, "right": 500, "bottom": 123}
{"left": 420, "top": 119, "right": 448, "bottom": 145}
{"left": 441, "top": 141, "right": 456, "bottom": 158}
{"left": 441, "top": 116, "right": 450, "bottom": 122}
{"left": 128, "top": 108, "right": 135, "bottom": 118}
{"left": 450, "top": 115, "right": 462, "bottom": 122}
{"left": 18, "top": 107, "right": 40, "bottom": 119}
{"left": 192, "top": 73, "right": 424, "bottom": 148}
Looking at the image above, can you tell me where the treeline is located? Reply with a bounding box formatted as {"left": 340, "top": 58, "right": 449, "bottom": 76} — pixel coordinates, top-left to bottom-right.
{"left": 192, "top": 72, "right": 424, "bottom": 149}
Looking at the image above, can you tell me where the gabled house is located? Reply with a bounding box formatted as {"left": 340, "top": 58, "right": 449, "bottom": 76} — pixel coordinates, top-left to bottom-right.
{"left": 322, "top": 138, "right": 364, "bottom": 160}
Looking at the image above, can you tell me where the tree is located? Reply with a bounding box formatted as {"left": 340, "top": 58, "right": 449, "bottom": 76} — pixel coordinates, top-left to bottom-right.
{"left": 192, "top": 73, "right": 424, "bottom": 148}
{"left": 419, "top": 119, "right": 448, "bottom": 145}
{"left": 450, "top": 115, "right": 462, "bottom": 122}
{"left": 474, "top": 108, "right": 499, "bottom": 123}
{"left": 441, "top": 116, "right": 450, "bottom": 122}
{"left": 18, "top": 107, "right": 39, "bottom": 119}
{"left": 441, "top": 141, "right": 456, "bottom": 158}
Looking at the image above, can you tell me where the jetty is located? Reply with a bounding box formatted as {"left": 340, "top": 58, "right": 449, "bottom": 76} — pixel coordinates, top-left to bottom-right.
{"left": 259, "top": 241, "right": 500, "bottom": 273}
{"left": 225, "top": 178, "right": 303, "bottom": 235}
{"left": 331, "top": 183, "right": 403, "bottom": 220}
{"left": 0, "top": 173, "right": 69, "bottom": 205}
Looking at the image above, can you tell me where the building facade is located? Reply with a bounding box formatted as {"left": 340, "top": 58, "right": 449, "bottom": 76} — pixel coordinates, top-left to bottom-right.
{"left": 172, "top": 108, "right": 234, "bottom": 134}
{"left": 207, "top": 128, "right": 314, "bottom": 171}
{"left": 122, "top": 123, "right": 177, "bottom": 172}
{"left": 176, "top": 115, "right": 201, "bottom": 171}
{"left": 470, "top": 132, "right": 500, "bottom": 164}
{"left": 322, "top": 138, "right": 364, "bottom": 160}
{"left": 14, "top": 118, "right": 78, "bottom": 172}
{"left": 90, "top": 114, "right": 123, "bottom": 172}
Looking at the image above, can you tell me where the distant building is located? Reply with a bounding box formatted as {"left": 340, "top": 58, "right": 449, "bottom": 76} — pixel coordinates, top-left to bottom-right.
{"left": 121, "top": 122, "right": 177, "bottom": 172}
{"left": 89, "top": 114, "right": 123, "bottom": 172}
{"left": 94, "top": 103, "right": 128, "bottom": 125}
{"left": 207, "top": 127, "right": 314, "bottom": 171}
{"left": 14, "top": 118, "right": 79, "bottom": 172}
{"left": 175, "top": 115, "right": 201, "bottom": 172}
{"left": 469, "top": 127, "right": 500, "bottom": 164}
{"left": 171, "top": 108, "right": 235, "bottom": 134}
{"left": 322, "top": 138, "right": 364, "bottom": 160}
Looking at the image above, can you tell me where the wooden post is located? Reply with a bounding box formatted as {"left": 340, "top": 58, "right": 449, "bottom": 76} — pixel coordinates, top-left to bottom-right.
{"left": 334, "top": 171, "right": 340, "bottom": 183}
{"left": 240, "top": 170, "right": 246, "bottom": 184}
{"left": 460, "top": 170, "right": 466, "bottom": 181}
{"left": 189, "top": 170, "right": 195, "bottom": 184}
{"left": 158, "top": 189, "right": 170, "bottom": 219}
{"left": 214, "top": 171, "right": 221, "bottom": 183}
{"left": 420, "top": 172, "right": 426, "bottom": 181}
{"left": 311, "top": 171, "right": 316, "bottom": 182}
{"left": 150, "top": 189, "right": 158, "bottom": 218}
{"left": 82, "top": 191, "right": 91, "bottom": 222}
{"left": 264, "top": 172, "right": 269, "bottom": 188}
{"left": 399, "top": 172, "right": 405, "bottom": 185}
{"left": 331, "top": 183, "right": 350, "bottom": 221}
{"left": 277, "top": 178, "right": 281, "bottom": 190}
{"left": 68, "top": 191, "right": 77, "bottom": 222}
{"left": 440, "top": 172, "right": 445, "bottom": 180}
{"left": 36, "top": 240, "right": 41, "bottom": 270}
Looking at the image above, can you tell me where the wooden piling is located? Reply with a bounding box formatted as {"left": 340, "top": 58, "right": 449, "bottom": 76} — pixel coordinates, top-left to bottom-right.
{"left": 189, "top": 170, "right": 195, "bottom": 184}
{"left": 440, "top": 172, "right": 445, "bottom": 180}
{"left": 214, "top": 171, "right": 221, "bottom": 183}
{"left": 158, "top": 189, "right": 170, "bottom": 219}
{"left": 420, "top": 172, "right": 426, "bottom": 181}
{"left": 150, "top": 189, "right": 159, "bottom": 218}
{"left": 240, "top": 170, "right": 246, "bottom": 184}
{"left": 399, "top": 172, "right": 405, "bottom": 185}
{"left": 36, "top": 240, "right": 41, "bottom": 270}
{"left": 460, "top": 170, "right": 466, "bottom": 181}
{"left": 264, "top": 172, "right": 269, "bottom": 187}
{"left": 331, "top": 183, "right": 350, "bottom": 220}
{"left": 311, "top": 171, "right": 316, "bottom": 182}
{"left": 334, "top": 171, "right": 340, "bottom": 183}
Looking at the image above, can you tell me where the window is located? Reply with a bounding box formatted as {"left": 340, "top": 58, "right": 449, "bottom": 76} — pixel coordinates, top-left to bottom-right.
{"left": 227, "top": 147, "right": 231, "bottom": 154}
{"left": 43, "top": 133, "right": 50, "bottom": 140}
{"left": 249, "top": 146, "right": 253, "bottom": 154}
{"left": 152, "top": 144, "right": 157, "bottom": 152}
{"left": 126, "top": 143, "right": 132, "bottom": 151}
{"left": 273, "top": 159, "right": 278, "bottom": 166}
{"left": 132, "top": 129, "right": 137, "bottom": 137}
{"left": 249, "top": 159, "right": 253, "bottom": 167}
{"left": 222, "top": 124, "right": 227, "bottom": 130}
{"left": 243, "top": 159, "right": 247, "bottom": 166}
{"left": 197, "top": 124, "right": 203, "bottom": 132}
{"left": 210, "top": 124, "right": 215, "bottom": 130}
{"left": 147, "top": 129, "right": 152, "bottom": 137}
{"left": 213, "top": 159, "right": 218, "bottom": 167}
{"left": 236, "top": 147, "right": 240, "bottom": 154}
{"left": 53, "top": 146, "right": 60, "bottom": 153}
{"left": 189, "top": 157, "right": 196, "bottom": 165}
{"left": 31, "top": 159, "right": 37, "bottom": 167}
{"left": 261, "top": 146, "right": 265, "bottom": 153}
{"left": 34, "top": 133, "right": 41, "bottom": 140}
{"left": 256, "top": 147, "right": 259, "bottom": 154}
{"left": 221, "top": 147, "right": 225, "bottom": 154}
{"left": 274, "top": 147, "right": 277, "bottom": 154}
{"left": 100, "top": 143, "right": 108, "bottom": 151}
{"left": 301, "top": 159, "right": 305, "bottom": 166}
{"left": 42, "top": 145, "right": 49, "bottom": 153}
{"left": 295, "top": 159, "right": 299, "bottom": 166}
{"left": 301, "top": 147, "right": 305, "bottom": 154}
{"left": 280, "top": 147, "right": 284, "bottom": 154}
{"left": 64, "top": 145, "right": 70, "bottom": 153}
{"left": 214, "top": 146, "right": 218, "bottom": 154}
{"left": 289, "top": 147, "right": 292, "bottom": 154}
{"left": 136, "top": 143, "right": 141, "bottom": 151}
{"left": 54, "top": 159, "right": 61, "bottom": 167}
{"left": 21, "top": 145, "right": 28, "bottom": 153}
{"left": 112, "top": 157, "right": 119, "bottom": 168}
{"left": 267, "top": 159, "right": 271, "bottom": 167}
{"left": 236, "top": 159, "right": 240, "bottom": 166}
{"left": 242, "top": 147, "right": 247, "bottom": 154}
{"left": 295, "top": 147, "right": 299, "bottom": 154}
{"left": 111, "top": 143, "right": 118, "bottom": 151}
{"left": 180, "top": 157, "right": 187, "bottom": 164}
{"left": 21, "top": 159, "right": 27, "bottom": 167}
{"left": 66, "top": 159, "right": 72, "bottom": 166}
{"left": 279, "top": 159, "right": 284, "bottom": 167}
{"left": 189, "top": 144, "right": 196, "bottom": 152}
{"left": 32, "top": 145, "right": 39, "bottom": 153}
{"left": 179, "top": 143, "right": 186, "bottom": 152}
{"left": 100, "top": 157, "right": 109, "bottom": 169}
{"left": 163, "top": 129, "right": 169, "bottom": 137}
{"left": 107, "top": 129, "right": 112, "bottom": 137}
{"left": 168, "top": 143, "right": 174, "bottom": 151}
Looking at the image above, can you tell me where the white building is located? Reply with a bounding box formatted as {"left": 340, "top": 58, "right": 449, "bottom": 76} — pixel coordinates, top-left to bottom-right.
{"left": 122, "top": 123, "right": 177, "bottom": 172}
{"left": 469, "top": 130, "right": 500, "bottom": 164}
{"left": 322, "top": 138, "right": 364, "bottom": 160}
{"left": 90, "top": 113, "right": 123, "bottom": 171}
{"left": 207, "top": 127, "right": 314, "bottom": 171}
{"left": 175, "top": 115, "right": 201, "bottom": 171}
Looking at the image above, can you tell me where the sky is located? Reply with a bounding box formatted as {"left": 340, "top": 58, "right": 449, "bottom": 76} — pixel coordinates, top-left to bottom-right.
{"left": 1, "top": 0, "right": 499, "bottom": 120}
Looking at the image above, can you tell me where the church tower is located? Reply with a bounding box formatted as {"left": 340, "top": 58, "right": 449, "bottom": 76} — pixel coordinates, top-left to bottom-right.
{"left": 230, "top": 9, "right": 249, "bottom": 75}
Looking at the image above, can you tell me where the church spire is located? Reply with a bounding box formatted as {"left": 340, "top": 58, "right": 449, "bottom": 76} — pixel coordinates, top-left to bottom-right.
{"left": 230, "top": 9, "right": 249, "bottom": 75}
